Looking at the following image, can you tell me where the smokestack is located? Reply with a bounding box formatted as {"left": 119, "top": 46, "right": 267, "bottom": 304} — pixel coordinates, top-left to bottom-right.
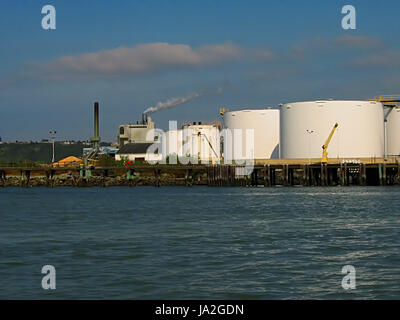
{"left": 94, "top": 102, "right": 99, "bottom": 139}
{"left": 90, "top": 101, "right": 101, "bottom": 149}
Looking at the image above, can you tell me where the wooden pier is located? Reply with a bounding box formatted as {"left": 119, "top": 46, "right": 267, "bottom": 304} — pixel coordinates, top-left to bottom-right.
{"left": 1, "top": 159, "right": 400, "bottom": 187}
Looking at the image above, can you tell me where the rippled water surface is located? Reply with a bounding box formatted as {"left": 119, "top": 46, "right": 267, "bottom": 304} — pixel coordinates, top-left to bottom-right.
{"left": 0, "top": 186, "right": 399, "bottom": 299}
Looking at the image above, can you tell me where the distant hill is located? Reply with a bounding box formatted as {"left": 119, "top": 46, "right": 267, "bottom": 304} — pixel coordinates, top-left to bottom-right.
{"left": 0, "top": 143, "right": 87, "bottom": 163}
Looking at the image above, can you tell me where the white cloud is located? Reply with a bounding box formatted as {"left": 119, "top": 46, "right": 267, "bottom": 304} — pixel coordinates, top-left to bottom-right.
{"left": 349, "top": 50, "right": 400, "bottom": 68}
{"left": 23, "top": 42, "right": 273, "bottom": 80}
{"left": 289, "top": 35, "right": 383, "bottom": 58}
{"left": 334, "top": 35, "right": 383, "bottom": 49}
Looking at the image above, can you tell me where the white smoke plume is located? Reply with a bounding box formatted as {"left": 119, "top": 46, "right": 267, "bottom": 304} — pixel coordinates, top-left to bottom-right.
{"left": 143, "top": 92, "right": 200, "bottom": 115}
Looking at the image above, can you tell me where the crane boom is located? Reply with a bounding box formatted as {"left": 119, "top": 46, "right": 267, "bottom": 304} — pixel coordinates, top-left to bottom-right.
{"left": 321, "top": 122, "right": 338, "bottom": 164}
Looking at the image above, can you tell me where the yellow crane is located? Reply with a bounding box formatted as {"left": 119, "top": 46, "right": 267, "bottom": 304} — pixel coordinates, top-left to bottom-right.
{"left": 321, "top": 122, "right": 339, "bottom": 164}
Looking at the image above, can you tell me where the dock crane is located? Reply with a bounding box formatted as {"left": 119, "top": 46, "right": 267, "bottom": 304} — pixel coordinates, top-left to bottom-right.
{"left": 321, "top": 122, "right": 339, "bottom": 164}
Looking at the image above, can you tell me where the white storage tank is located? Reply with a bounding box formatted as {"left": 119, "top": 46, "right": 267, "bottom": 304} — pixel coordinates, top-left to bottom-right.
{"left": 385, "top": 106, "right": 400, "bottom": 156}
{"left": 223, "top": 109, "right": 280, "bottom": 160}
{"left": 280, "top": 100, "right": 384, "bottom": 159}
{"left": 165, "top": 129, "right": 184, "bottom": 157}
{"left": 182, "top": 123, "right": 221, "bottom": 162}
{"left": 164, "top": 124, "right": 221, "bottom": 163}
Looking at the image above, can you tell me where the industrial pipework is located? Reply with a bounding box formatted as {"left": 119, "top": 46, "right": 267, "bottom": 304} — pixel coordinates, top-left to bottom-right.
{"left": 141, "top": 113, "right": 147, "bottom": 125}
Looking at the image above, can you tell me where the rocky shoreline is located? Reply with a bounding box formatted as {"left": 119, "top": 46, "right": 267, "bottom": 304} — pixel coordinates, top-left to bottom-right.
{"left": 0, "top": 173, "right": 208, "bottom": 187}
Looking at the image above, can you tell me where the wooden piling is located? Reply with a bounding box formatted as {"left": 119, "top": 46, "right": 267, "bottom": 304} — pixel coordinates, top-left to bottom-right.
{"left": 185, "top": 169, "right": 193, "bottom": 187}
{"left": 303, "top": 165, "right": 309, "bottom": 186}
{"left": 45, "top": 170, "right": 50, "bottom": 187}
{"left": 282, "top": 164, "right": 289, "bottom": 186}
{"left": 101, "top": 169, "right": 108, "bottom": 187}
{"left": 263, "top": 165, "right": 269, "bottom": 187}
{"left": 154, "top": 169, "right": 161, "bottom": 187}
{"left": 378, "top": 164, "right": 383, "bottom": 186}
{"left": 0, "top": 170, "right": 5, "bottom": 187}
{"left": 25, "top": 170, "right": 31, "bottom": 187}
{"left": 360, "top": 164, "right": 366, "bottom": 186}
{"left": 288, "top": 167, "right": 294, "bottom": 185}
{"left": 396, "top": 164, "right": 400, "bottom": 185}
{"left": 382, "top": 163, "right": 387, "bottom": 186}
{"left": 321, "top": 164, "right": 328, "bottom": 186}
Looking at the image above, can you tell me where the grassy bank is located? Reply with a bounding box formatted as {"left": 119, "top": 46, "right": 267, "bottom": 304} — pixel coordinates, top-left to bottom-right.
{"left": 0, "top": 142, "right": 86, "bottom": 163}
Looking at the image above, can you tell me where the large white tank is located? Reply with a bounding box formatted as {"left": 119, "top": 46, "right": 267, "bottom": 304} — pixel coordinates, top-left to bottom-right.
{"left": 165, "top": 129, "right": 184, "bottom": 157}
{"left": 280, "top": 100, "right": 384, "bottom": 159}
{"left": 182, "top": 123, "right": 221, "bottom": 162}
{"left": 385, "top": 107, "right": 400, "bottom": 156}
{"left": 165, "top": 124, "right": 221, "bottom": 162}
{"left": 223, "top": 109, "right": 280, "bottom": 160}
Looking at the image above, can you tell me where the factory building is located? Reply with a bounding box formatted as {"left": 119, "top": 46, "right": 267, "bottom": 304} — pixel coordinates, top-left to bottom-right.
{"left": 115, "top": 142, "right": 162, "bottom": 163}
{"left": 222, "top": 108, "right": 280, "bottom": 160}
{"left": 279, "top": 100, "right": 384, "bottom": 159}
{"left": 118, "top": 115, "right": 156, "bottom": 147}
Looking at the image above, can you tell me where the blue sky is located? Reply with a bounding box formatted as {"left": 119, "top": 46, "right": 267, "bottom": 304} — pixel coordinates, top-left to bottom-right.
{"left": 1, "top": 0, "right": 400, "bottom": 142}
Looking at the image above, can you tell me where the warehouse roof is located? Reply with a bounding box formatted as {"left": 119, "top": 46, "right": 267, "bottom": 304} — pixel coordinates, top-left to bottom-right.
{"left": 117, "top": 143, "right": 161, "bottom": 154}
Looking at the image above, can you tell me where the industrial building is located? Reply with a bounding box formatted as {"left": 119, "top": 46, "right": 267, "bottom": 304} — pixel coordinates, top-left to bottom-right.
{"left": 118, "top": 115, "right": 156, "bottom": 147}
{"left": 115, "top": 142, "right": 162, "bottom": 163}
{"left": 112, "top": 95, "right": 400, "bottom": 165}
{"left": 221, "top": 108, "right": 279, "bottom": 161}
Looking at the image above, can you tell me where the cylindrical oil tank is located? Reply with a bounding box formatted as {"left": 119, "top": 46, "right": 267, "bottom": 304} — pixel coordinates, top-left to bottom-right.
{"left": 223, "top": 109, "right": 280, "bottom": 160}
{"left": 280, "top": 100, "right": 384, "bottom": 159}
{"left": 165, "top": 129, "right": 183, "bottom": 157}
{"left": 385, "top": 106, "right": 400, "bottom": 156}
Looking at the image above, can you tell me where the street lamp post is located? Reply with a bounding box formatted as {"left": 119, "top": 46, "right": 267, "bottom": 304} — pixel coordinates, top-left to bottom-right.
{"left": 49, "top": 130, "right": 57, "bottom": 163}
{"left": 306, "top": 129, "right": 315, "bottom": 164}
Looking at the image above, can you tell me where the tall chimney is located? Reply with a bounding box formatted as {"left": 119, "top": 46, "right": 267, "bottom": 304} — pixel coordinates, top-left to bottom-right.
{"left": 94, "top": 102, "right": 99, "bottom": 139}
{"left": 90, "top": 101, "right": 101, "bottom": 150}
